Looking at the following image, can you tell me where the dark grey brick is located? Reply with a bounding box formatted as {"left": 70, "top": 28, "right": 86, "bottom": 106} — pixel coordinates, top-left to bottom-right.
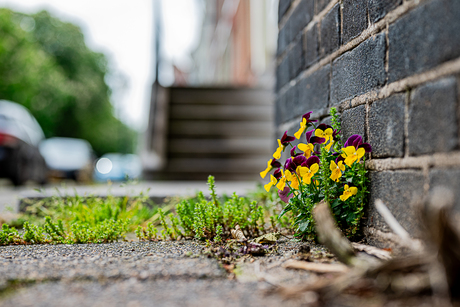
{"left": 279, "top": 0, "right": 292, "bottom": 22}
{"left": 320, "top": 4, "right": 340, "bottom": 56}
{"left": 296, "top": 64, "right": 330, "bottom": 114}
{"left": 289, "top": 38, "right": 304, "bottom": 80}
{"left": 408, "top": 77, "right": 458, "bottom": 156}
{"left": 277, "top": 26, "right": 289, "bottom": 56}
{"left": 367, "top": 170, "right": 425, "bottom": 237}
{"left": 342, "top": 0, "right": 368, "bottom": 44}
{"left": 276, "top": 55, "right": 290, "bottom": 91}
{"left": 388, "top": 0, "right": 460, "bottom": 82}
{"left": 289, "top": 0, "right": 315, "bottom": 43}
{"left": 304, "top": 23, "right": 319, "bottom": 68}
{"left": 341, "top": 105, "right": 366, "bottom": 142}
{"left": 315, "top": 0, "right": 330, "bottom": 14}
{"left": 368, "top": 0, "right": 402, "bottom": 23}
{"left": 429, "top": 169, "right": 460, "bottom": 212}
{"left": 330, "top": 33, "right": 386, "bottom": 104}
{"left": 277, "top": 85, "right": 298, "bottom": 123}
{"left": 275, "top": 94, "right": 285, "bottom": 127}
{"left": 368, "top": 94, "right": 405, "bottom": 158}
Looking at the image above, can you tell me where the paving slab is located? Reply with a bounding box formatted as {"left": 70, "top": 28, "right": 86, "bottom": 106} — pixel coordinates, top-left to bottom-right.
{"left": 0, "top": 240, "right": 315, "bottom": 306}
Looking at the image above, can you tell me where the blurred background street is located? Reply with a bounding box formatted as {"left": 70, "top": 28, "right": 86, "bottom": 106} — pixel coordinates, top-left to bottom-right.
{"left": 0, "top": 0, "right": 279, "bottom": 213}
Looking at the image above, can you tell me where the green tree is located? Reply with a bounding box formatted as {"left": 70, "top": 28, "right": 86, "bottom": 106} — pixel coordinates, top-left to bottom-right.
{"left": 0, "top": 9, "right": 136, "bottom": 155}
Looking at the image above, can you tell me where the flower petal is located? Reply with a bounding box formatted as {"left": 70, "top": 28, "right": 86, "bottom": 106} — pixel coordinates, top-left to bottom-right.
{"left": 281, "top": 131, "right": 296, "bottom": 145}
{"left": 306, "top": 130, "right": 314, "bottom": 143}
{"left": 358, "top": 143, "right": 372, "bottom": 153}
{"left": 306, "top": 155, "right": 320, "bottom": 168}
{"left": 278, "top": 186, "right": 293, "bottom": 203}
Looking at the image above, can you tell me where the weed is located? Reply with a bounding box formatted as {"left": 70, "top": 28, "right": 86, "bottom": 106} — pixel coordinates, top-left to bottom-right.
{"left": 136, "top": 176, "right": 290, "bottom": 241}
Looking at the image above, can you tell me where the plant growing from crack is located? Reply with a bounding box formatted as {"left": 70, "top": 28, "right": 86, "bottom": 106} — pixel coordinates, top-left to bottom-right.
{"left": 261, "top": 107, "right": 372, "bottom": 239}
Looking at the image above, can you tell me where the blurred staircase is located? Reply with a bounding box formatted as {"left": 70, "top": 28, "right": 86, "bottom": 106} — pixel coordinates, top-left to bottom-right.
{"left": 143, "top": 85, "right": 274, "bottom": 181}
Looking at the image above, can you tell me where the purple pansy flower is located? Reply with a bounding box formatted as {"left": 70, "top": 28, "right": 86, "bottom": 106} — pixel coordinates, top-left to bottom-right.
{"left": 280, "top": 131, "right": 296, "bottom": 146}
{"left": 273, "top": 168, "right": 282, "bottom": 179}
{"left": 278, "top": 186, "right": 293, "bottom": 203}
{"left": 306, "top": 129, "right": 325, "bottom": 144}
{"left": 302, "top": 112, "right": 318, "bottom": 124}
{"left": 270, "top": 158, "right": 282, "bottom": 168}
{"left": 305, "top": 155, "right": 320, "bottom": 168}
{"left": 290, "top": 146, "right": 301, "bottom": 157}
{"left": 344, "top": 134, "right": 372, "bottom": 152}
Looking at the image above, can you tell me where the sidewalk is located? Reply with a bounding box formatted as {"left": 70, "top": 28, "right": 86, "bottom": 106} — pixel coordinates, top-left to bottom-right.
{"left": 0, "top": 240, "right": 311, "bottom": 307}
{"left": 0, "top": 180, "right": 260, "bottom": 214}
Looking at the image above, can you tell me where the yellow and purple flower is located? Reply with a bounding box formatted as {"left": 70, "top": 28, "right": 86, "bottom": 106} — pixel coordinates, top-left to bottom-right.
{"left": 260, "top": 158, "right": 282, "bottom": 179}
{"left": 342, "top": 146, "right": 366, "bottom": 167}
{"left": 297, "top": 142, "right": 314, "bottom": 158}
{"left": 340, "top": 184, "right": 358, "bottom": 201}
{"left": 294, "top": 112, "right": 318, "bottom": 139}
{"left": 329, "top": 160, "right": 345, "bottom": 182}
{"left": 280, "top": 131, "right": 296, "bottom": 146}
{"left": 264, "top": 174, "right": 277, "bottom": 192}
{"left": 344, "top": 134, "right": 372, "bottom": 153}
{"left": 306, "top": 129, "right": 326, "bottom": 145}
{"left": 278, "top": 186, "right": 293, "bottom": 203}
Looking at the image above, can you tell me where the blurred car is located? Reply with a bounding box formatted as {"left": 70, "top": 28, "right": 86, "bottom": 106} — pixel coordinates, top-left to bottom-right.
{"left": 39, "top": 137, "right": 94, "bottom": 182}
{"left": 93, "top": 153, "right": 142, "bottom": 182}
{"left": 0, "top": 100, "right": 47, "bottom": 186}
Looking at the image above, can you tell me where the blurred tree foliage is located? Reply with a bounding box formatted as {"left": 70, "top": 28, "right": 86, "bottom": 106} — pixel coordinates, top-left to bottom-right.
{"left": 0, "top": 8, "right": 136, "bottom": 155}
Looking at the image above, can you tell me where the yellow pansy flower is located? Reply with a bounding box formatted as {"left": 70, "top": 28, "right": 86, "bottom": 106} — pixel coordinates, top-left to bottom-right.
{"left": 273, "top": 139, "right": 284, "bottom": 159}
{"left": 325, "top": 139, "right": 334, "bottom": 152}
{"left": 260, "top": 160, "right": 272, "bottom": 179}
{"left": 264, "top": 175, "right": 277, "bottom": 192}
{"left": 276, "top": 169, "right": 286, "bottom": 190}
{"left": 340, "top": 184, "right": 358, "bottom": 201}
{"left": 315, "top": 127, "right": 333, "bottom": 143}
{"left": 297, "top": 163, "right": 319, "bottom": 185}
{"left": 329, "top": 160, "right": 345, "bottom": 182}
{"left": 294, "top": 118, "right": 307, "bottom": 139}
{"left": 297, "top": 143, "right": 314, "bottom": 158}
{"left": 342, "top": 146, "right": 366, "bottom": 167}
{"left": 285, "top": 169, "right": 299, "bottom": 190}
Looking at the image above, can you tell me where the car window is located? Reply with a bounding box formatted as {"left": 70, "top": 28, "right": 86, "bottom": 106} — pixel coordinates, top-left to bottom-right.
{"left": 0, "top": 100, "right": 45, "bottom": 145}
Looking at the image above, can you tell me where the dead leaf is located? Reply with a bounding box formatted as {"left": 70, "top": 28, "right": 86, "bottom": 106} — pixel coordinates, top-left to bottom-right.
{"left": 231, "top": 225, "right": 247, "bottom": 242}
{"left": 252, "top": 232, "right": 280, "bottom": 244}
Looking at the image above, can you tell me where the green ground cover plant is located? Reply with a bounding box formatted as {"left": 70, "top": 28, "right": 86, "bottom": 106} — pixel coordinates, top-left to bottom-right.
{"left": 0, "top": 190, "right": 160, "bottom": 245}
{"left": 136, "top": 176, "right": 295, "bottom": 242}
{"left": 0, "top": 179, "right": 295, "bottom": 246}
{"left": 260, "top": 107, "right": 372, "bottom": 239}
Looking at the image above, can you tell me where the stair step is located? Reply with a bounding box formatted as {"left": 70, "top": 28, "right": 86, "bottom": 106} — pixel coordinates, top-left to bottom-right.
{"left": 169, "top": 104, "right": 272, "bottom": 121}
{"left": 168, "top": 138, "right": 272, "bottom": 154}
{"left": 169, "top": 120, "right": 273, "bottom": 137}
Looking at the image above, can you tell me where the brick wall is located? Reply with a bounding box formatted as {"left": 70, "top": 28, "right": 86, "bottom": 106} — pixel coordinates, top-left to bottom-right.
{"left": 275, "top": 0, "right": 460, "bottom": 247}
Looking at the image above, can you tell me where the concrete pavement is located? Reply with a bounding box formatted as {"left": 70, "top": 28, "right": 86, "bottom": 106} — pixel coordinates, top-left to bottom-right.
{"left": 0, "top": 180, "right": 260, "bottom": 214}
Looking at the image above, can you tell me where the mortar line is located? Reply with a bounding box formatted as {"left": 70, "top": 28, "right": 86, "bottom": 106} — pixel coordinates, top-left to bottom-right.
{"left": 365, "top": 151, "right": 460, "bottom": 171}
{"left": 365, "top": 102, "right": 371, "bottom": 162}
{"left": 384, "top": 22, "right": 390, "bottom": 83}
{"left": 457, "top": 76, "right": 460, "bottom": 151}
{"left": 404, "top": 90, "right": 410, "bottom": 158}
